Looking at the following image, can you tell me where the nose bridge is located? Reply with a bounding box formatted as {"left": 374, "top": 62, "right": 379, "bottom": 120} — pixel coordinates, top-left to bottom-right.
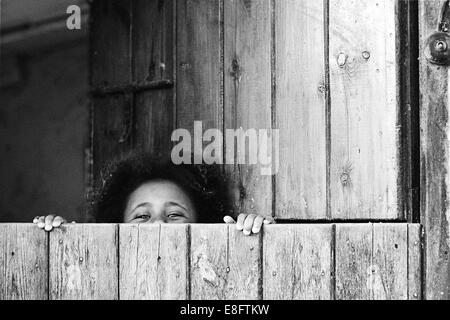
{"left": 149, "top": 206, "right": 166, "bottom": 224}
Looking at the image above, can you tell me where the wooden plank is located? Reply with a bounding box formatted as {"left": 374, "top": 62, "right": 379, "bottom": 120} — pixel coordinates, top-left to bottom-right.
{"left": 119, "top": 224, "right": 188, "bottom": 299}
{"left": 132, "top": 0, "right": 174, "bottom": 82}
{"left": 335, "top": 224, "right": 372, "bottom": 299}
{"left": 372, "top": 223, "right": 408, "bottom": 299}
{"left": 176, "top": 0, "right": 222, "bottom": 135}
{"left": 224, "top": 0, "right": 272, "bottom": 217}
{"left": 0, "top": 224, "right": 48, "bottom": 300}
{"left": 190, "top": 224, "right": 261, "bottom": 299}
{"left": 49, "top": 224, "right": 118, "bottom": 300}
{"left": 91, "top": 0, "right": 132, "bottom": 88}
{"left": 93, "top": 94, "right": 133, "bottom": 180}
{"left": 407, "top": 224, "right": 422, "bottom": 300}
{"left": 336, "top": 223, "right": 420, "bottom": 300}
{"left": 135, "top": 89, "right": 174, "bottom": 157}
{"left": 275, "top": 0, "right": 327, "bottom": 219}
{"left": 263, "top": 225, "right": 332, "bottom": 300}
{"left": 419, "top": 0, "right": 450, "bottom": 300}
{"left": 329, "top": 0, "right": 399, "bottom": 219}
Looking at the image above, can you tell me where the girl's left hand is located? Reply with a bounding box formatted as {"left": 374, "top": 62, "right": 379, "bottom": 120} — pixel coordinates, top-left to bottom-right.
{"left": 223, "top": 213, "right": 275, "bottom": 236}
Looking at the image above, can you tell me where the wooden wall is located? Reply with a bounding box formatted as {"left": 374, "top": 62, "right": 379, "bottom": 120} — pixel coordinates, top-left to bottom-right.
{"left": 419, "top": 0, "right": 450, "bottom": 300}
{"left": 0, "top": 223, "right": 421, "bottom": 300}
{"left": 90, "top": 0, "right": 415, "bottom": 221}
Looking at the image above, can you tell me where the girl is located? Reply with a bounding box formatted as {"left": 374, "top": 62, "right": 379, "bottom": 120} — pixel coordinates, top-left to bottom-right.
{"left": 33, "top": 153, "right": 273, "bottom": 235}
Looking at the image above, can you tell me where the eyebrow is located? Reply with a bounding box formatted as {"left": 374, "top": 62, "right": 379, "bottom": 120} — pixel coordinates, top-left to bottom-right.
{"left": 132, "top": 202, "right": 152, "bottom": 212}
{"left": 166, "top": 201, "right": 188, "bottom": 212}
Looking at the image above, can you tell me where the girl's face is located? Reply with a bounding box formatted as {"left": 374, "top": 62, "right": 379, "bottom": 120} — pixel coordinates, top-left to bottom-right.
{"left": 123, "top": 179, "right": 197, "bottom": 223}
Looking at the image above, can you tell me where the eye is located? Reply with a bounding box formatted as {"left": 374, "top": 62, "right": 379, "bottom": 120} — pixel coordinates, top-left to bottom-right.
{"left": 167, "top": 212, "right": 185, "bottom": 219}
{"left": 134, "top": 214, "right": 151, "bottom": 221}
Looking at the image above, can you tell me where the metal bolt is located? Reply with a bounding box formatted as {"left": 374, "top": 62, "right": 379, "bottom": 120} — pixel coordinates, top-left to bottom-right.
{"left": 435, "top": 40, "right": 447, "bottom": 52}
{"left": 272, "top": 271, "right": 277, "bottom": 277}
{"left": 321, "top": 271, "right": 326, "bottom": 277}
{"left": 59, "top": 240, "right": 63, "bottom": 244}
{"left": 35, "top": 263, "right": 39, "bottom": 269}
{"left": 79, "top": 257, "right": 83, "bottom": 262}
{"left": 362, "top": 51, "right": 371, "bottom": 60}
{"left": 318, "top": 84, "right": 326, "bottom": 93}
{"left": 413, "top": 293, "right": 418, "bottom": 298}
{"left": 226, "top": 267, "right": 230, "bottom": 273}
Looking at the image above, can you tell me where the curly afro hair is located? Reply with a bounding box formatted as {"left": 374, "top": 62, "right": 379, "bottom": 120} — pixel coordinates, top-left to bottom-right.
{"left": 91, "top": 153, "right": 233, "bottom": 223}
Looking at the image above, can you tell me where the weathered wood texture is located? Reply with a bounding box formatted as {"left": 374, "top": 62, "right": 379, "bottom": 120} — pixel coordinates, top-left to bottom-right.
{"left": 0, "top": 224, "right": 48, "bottom": 300}
{"left": 224, "top": 0, "right": 272, "bottom": 217}
{"left": 49, "top": 224, "right": 118, "bottom": 300}
{"left": 93, "top": 94, "right": 133, "bottom": 180}
{"left": 275, "top": 0, "right": 327, "bottom": 220}
{"left": 119, "top": 224, "right": 188, "bottom": 299}
{"left": 135, "top": 89, "right": 174, "bottom": 157}
{"left": 329, "top": 0, "right": 399, "bottom": 219}
{"left": 419, "top": 0, "right": 450, "bottom": 300}
{"left": 91, "top": 0, "right": 132, "bottom": 88}
{"left": 132, "top": 0, "right": 174, "bottom": 83}
{"left": 335, "top": 223, "right": 420, "bottom": 300}
{"left": 263, "top": 224, "right": 333, "bottom": 300}
{"left": 176, "top": 0, "right": 223, "bottom": 136}
{"left": 0, "top": 223, "right": 421, "bottom": 300}
{"left": 190, "top": 224, "right": 261, "bottom": 300}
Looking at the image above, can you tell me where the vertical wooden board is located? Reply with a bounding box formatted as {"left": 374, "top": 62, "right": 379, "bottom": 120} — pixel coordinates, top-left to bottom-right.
{"left": 407, "top": 224, "right": 422, "bottom": 300}
{"left": 263, "top": 225, "right": 332, "bottom": 300}
{"left": 135, "top": 89, "right": 174, "bottom": 158}
{"left": 190, "top": 224, "right": 228, "bottom": 300}
{"left": 226, "top": 226, "right": 261, "bottom": 299}
{"left": 93, "top": 94, "right": 133, "bottom": 180}
{"left": 275, "top": 0, "right": 327, "bottom": 219}
{"left": 91, "top": 0, "right": 132, "bottom": 87}
{"left": 132, "top": 0, "right": 174, "bottom": 82}
{"left": 335, "top": 224, "right": 372, "bottom": 300}
{"left": 176, "top": 0, "right": 222, "bottom": 134}
{"left": 119, "top": 224, "right": 188, "bottom": 299}
{"left": 224, "top": 0, "right": 272, "bottom": 217}
{"left": 372, "top": 224, "right": 408, "bottom": 300}
{"left": 0, "top": 224, "right": 48, "bottom": 300}
{"left": 329, "top": 0, "right": 399, "bottom": 219}
{"left": 49, "top": 224, "right": 118, "bottom": 300}
{"left": 419, "top": 0, "right": 450, "bottom": 300}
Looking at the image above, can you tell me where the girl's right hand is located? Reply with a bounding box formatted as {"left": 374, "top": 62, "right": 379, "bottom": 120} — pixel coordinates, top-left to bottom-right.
{"left": 33, "top": 215, "right": 68, "bottom": 232}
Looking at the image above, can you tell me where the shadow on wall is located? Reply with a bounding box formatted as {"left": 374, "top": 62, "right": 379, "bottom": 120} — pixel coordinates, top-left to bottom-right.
{"left": 0, "top": 42, "right": 90, "bottom": 222}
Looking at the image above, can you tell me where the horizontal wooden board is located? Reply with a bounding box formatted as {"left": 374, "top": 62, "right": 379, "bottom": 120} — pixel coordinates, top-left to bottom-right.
{"left": 0, "top": 224, "right": 48, "bottom": 300}
{"left": 119, "top": 224, "right": 188, "bottom": 299}
{"left": 335, "top": 223, "right": 421, "bottom": 300}
{"left": 263, "top": 224, "right": 333, "bottom": 299}
{"left": 49, "top": 224, "right": 118, "bottom": 300}
{"left": 0, "top": 223, "right": 422, "bottom": 300}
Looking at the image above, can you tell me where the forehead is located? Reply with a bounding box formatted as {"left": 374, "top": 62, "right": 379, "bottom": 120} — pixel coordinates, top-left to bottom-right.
{"left": 127, "top": 179, "right": 192, "bottom": 207}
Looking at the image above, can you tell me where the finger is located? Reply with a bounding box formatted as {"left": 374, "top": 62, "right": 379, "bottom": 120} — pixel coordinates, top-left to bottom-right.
{"left": 263, "top": 216, "right": 275, "bottom": 224}
{"left": 33, "top": 216, "right": 40, "bottom": 224}
{"left": 37, "top": 216, "right": 45, "bottom": 229}
{"left": 223, "top": 216, "right": 236, "bottom": 224}
{"left": 52, "top": 216, "right": 66, "bottom": 228}
{"left": 251, "top": 216, "right": 265, "bottom": 234}
{"left": 236, "top": 214, "right": 246, "bottom": 231}
{"left": 44, "top": 215, "right": 55, "bottom": 231}
{"left": 243, "top": 214, "right": 257, "bottom": 236}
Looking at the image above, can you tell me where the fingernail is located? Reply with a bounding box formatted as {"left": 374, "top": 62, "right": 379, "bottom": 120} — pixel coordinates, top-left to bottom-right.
{"left": 44, "top": 224, "right": 52, "bottom": 231}
{"left": 243, "top": 230, "right": 251, "bottom": 236}
{"left": 263, "top": 219, "right": 271, "bottom": 224}
{"left": 252, "top": 228, "right": 259, "bottom": 234}
{"left": 236, "top": 224, "right": 243, "bottom": 231}
{"left": 37, "top": 222, "right": 45, "bottom": 228}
